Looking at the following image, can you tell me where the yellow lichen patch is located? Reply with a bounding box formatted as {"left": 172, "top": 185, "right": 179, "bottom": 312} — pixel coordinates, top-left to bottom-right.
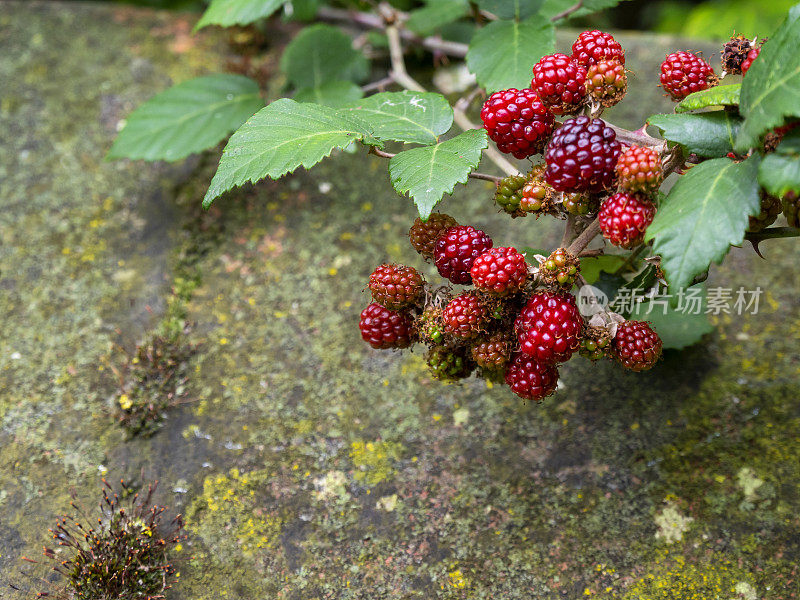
{"left": 622, "top": 550, "right": 756, "bottom": 600}
{"left": 189, "top": 468, "right": 282, "bottom": 556}
{"left": 349, "top": 439, "right": 403, "bottom": 485}
{"left": 448, "top": 568, "right": 468, "bottom": 589}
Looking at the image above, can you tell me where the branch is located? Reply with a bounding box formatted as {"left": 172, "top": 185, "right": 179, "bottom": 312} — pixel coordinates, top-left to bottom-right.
{"left": 577, "top": 248, "right": 605, "bottom": 258}
{"left": 744, "top": 227, "right": 800, "bottom": 242}
{"left": 386, "top": 25, "right": 426, "bottom": 93}
{"left": 566, "top": 218, "right": 602, "bottom": 255}
{"left": 549, "top": 0, "right": 584, "bottom": 21}
{"left": 607, "top": 123, "right": 665, "bottom": 149}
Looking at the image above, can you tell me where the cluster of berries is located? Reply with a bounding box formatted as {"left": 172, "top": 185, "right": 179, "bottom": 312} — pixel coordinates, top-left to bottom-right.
{"left": 479, "top": 31, "right": 662, "bottom": 247}
{"left": 358, "top": 213, "right": 663, "bottom": 401}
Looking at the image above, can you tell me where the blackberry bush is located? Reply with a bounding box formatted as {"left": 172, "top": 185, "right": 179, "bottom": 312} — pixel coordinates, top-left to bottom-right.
{"left": 112, "top": 3, "right": 800, "bottom": 403}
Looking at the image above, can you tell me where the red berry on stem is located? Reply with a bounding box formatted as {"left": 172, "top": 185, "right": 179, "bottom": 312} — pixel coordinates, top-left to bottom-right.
{"left": 544, "top": 116, "right": 621, "bottom": 192}
{"left": 442, "top": 292, "right": 489, "bottom": 339}
{"left": 514, "top": 291, "right": 583, "bottom": 364}
{"left": 531, "top": 53, "right": 587, "bottom": 115}
{"left": 505, "top": 353, "right": 559, "bottom": 401}
{"left": 572, "top": 30, "right": 625, "bottom": 67}
{"left": 585, "top": 58, "right": 627, "bottom": 107}
{"left": 599, "top": 192, "right": 656, "bottom": 249}
{"left": 434, "top": 225, "right": 494, "bottom": 285}
{"left": 660, "top": 51, "right": 717, "bottom": 101}
{"left": 470, "top": 247, "right": 528, "bottom": 296}
{"left": 615, "top": 145, "right": 663, "bottom": 194}
{"left": 368, "top": 264, "right": 424, "bottom": 310}
{"left": 612, "top": 321, "right": 662, "bottom": 371}
{"left": 359, "top": 303, "right": 413, "bottom": 349}
{"left": 409, "top": 213, "right": 458, "bottom": 258}
{"left": 481, "top": 88, "right": 555, "bottom": 159}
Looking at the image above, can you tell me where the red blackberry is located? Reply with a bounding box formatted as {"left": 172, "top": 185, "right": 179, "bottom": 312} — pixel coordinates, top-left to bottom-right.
{"left": 442, "top": 292, "right": 489, "bottom": 339}
{"left": 660, "top": 51, "right": 718, "bottom": 101}
{"left": 409, "top": 213, "right": 458, "bottom": 258}
{"left": 571, "top": 30, "right": 625, "bottom": 67}
{"left": 585, "top": 58, "right": 627, "bottom": 108}
{"left": 612, "top": 321, "right": 662, "bottom": 371}
{"left": 783, "top": 192, "right": 800, "bottom": 228}
{"left": 368, "top": 264, "right": 424, "bottom": 310}
{"left": 615, "top": 145, "right": 663, "bottom": 194}
{"left": 470, "top": 247, "right": 528, "bottom": 296}
{"left": 481, "top": 88, "right": 555, "bottom": 159}
{"left": 741, "top": 46, "right": 761, "bottom": 75}
{"left": 514, "top": 291, "right": 583, "bottom": 364}
{"left": 748, "top": 192, "right": 782, "bottom": 232}
{"left": 434, "top": 225, "right": 494, "bottom": 285}
{"left": 505, "top": 353, "right": 559, "bottom": 401}
{"left": 544, "top": 116, "right": 621, "bottom": 192}
{"left": 494, "top": 174, "right": 528, "bottom": 216}
{"left": 599, "top": 192, "right": 656, "bottom": 249}
{"left": 472, "top": 333, "right": 512, "bottom": 371}
{"left": 359, "top": 303, "right": 413, "bottom": 349}
{"left": 427, "top": 346, "right": 473, "bottom": 381}
{"left": 531, "top": 53, "right": 588, "bottom": 115}
{"left": 539, "top": 248, "right": 580, "bottom": 288}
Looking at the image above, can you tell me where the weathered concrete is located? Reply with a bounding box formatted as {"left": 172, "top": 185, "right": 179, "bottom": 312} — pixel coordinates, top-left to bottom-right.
{"left": 1, "top": 3, "right": 799, "bottom": 599}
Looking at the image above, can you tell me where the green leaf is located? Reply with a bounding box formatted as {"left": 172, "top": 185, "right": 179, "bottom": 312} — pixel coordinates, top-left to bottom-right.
{"left": 203, "top": 99, "right": 379, "bottom": 207}
{"left": 294, "top": 81, "right": 364, "bottom": 107}
{"left": 648, "top": 112, "right": 743, "bottom": 158}
{"left": 466, "top": 17, "right": 554, "bottom": 93}
{"left": 280, "top": 24, "right": 368, "bottom": 90}
{"left": 107, "top": 74, "right": 264, "bottom": 162}
{"left": 540, "top": 0, "right": 630, "bottom": 21}
{"left": 619, "top": 264, "right": 659, "bottom": 295}
{"left": 758, "top": 129, "right": 800, "bottom": 197}
{"left": 477, "top": 0, "right": 545, "bottom": 19}
{"left": 737, "top": 4, "right": 800, "bottom": 150}
{"left": 195, "top": 0, "right": 283, "bottom": 30}
{"left": 406, "top": 0, "right": 470, "bottom": 35}
{"left": 343, "top": 91, "right": 454, "bottom": 146}
{"left": 388, "top": 129, "right": 488, "bottom": 219}
{"left": 645, "top": 156, "right": 762, "bottom": 294}
{"left": 675, "top": 84, "right": 741, "bottom": 113}
{"left": 284, "top": 0, "right": 319, "bottom": 21}
{"left": 628, "top": 284, "right": 713, "bottom": 349}
{"left": 580, "top": 255, "right": 626, "bottom": 284}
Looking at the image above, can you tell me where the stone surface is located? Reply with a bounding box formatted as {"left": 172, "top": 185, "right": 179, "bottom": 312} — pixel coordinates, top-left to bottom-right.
{"left": 1, "top": 3, "right": 799, "bottom": 599}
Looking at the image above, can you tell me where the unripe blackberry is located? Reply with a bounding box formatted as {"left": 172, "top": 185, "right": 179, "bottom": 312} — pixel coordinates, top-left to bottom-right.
{"left": 505, "top": 353, "right": 559, "bottom": 401}
{"left": 359, "top": 303, "right": 413, "bottom": 349}
{"left": 612, "top": 321, "right": 662, "bottom": 371}
{"left": 748, "top": 192, "right": 782, "bottom": 232}
{"left": 721, "top": 35, "right": 755, "bottom": 74}
{"left": 531, "top": 53, "right": 588, "bottom": 115}
{"left": 741, "top": 46, "right": 761, "bottom": 75}
{"left": 417, "top": 305, "right": 445, "bottom": 345}
{"left": 409, "top": 213, "right": 458, "bottom": 258}
{"left": 442, "top": 292, "right": 490, "bottom": 339}
{"left": 660, "top": 51, "right": 718, "bottom": 101}
{"left": 472, "top": 332, "right": 512, "bottom": 371}
{"left": 599, "top": 192, "right": 656, "bottom": 249}
{"left": 434, "top": 225, "right": 494, "bottom": 285}
{"left": 579, "top": 326, "right": 612, "bottom": 361}
{"left": 481, "top": 88, "right": 556, "bottom": 159}
{"left": 615, "top": 145, "right": 663, "bottom": 195}
{"left": 514, "top": 291, "right": 583, "bottom": 364}
{"left": 539, "top": 248, "right": 580, "bottom": 289}
{"left": 585, "top": 58, "right": 627, "bottom": 108}
{"left": 471, "top": 247, "right": 529, "bottom": 296}
{"left": 561, "top": 191, "right": 599, "bottom": 216}
{"left": 782, "top": 192, "right": 800, "bottom": 228}
{"left": 544, "top": 116, "right": 621, "bottom": 192}
{"left": 494, "top": 174, "right": 528, "bottom": 216}
{"left": 520, "top": 169, "right": 556, "bottom": 215}
{"left": 368, "top": 264, "right": 424, "bottom": 310}
{"left": 571, "top": 30, "right": 625, "bottom": 67}
{"left": 426, "top": 346, "right": 473, "bottom": 382}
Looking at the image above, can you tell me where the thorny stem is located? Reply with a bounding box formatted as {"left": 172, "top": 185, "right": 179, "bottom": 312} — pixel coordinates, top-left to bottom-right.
{"left": 549, "top": 0, "right": 585, "bottom": 22}
{"left": 566, "top": 218, "right": 602, "bottom": 256}
{"left": 744, "top": 227, "right": 800, "bottom": 242}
